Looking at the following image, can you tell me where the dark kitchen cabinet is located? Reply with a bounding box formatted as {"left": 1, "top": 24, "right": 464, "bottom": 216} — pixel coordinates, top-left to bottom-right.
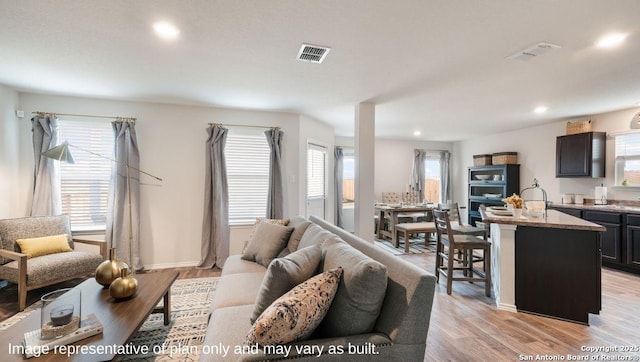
{"left": 583, "top": 210, "right": 622, "bottom": 263}
{"left": 467, "top": 164, "right": 520, "bottom": 226}
{"left": 549, "top": 206, "right": 582, "bottom": 218}
{"left": 625, "top": 215, "right": 640, "bottom": 268}
{"left": 556, "top": 132, "right": 606, "bottom": 178}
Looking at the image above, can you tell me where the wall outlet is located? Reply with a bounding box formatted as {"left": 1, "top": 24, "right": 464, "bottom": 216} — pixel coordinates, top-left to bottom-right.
{"left": 16, "top": 110, "right": 24, "bottom": 118}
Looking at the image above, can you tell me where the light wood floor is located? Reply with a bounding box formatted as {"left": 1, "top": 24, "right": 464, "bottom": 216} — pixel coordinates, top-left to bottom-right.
{"left": 1, "top": 255, "right": 638, "bottom": 361}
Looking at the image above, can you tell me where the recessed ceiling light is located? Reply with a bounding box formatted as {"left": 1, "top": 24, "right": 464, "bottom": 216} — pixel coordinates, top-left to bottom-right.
{"left": 534, "top": 106, "right": 548, "bottom": 114}
{"left": 153, "top": 21, "right": 180, "bottom": 40}
{"left": 596, "top": 32, "right": 628, "bottom": 48}
{"left": 413, "top": 130, "right": 421, "bottom": 136}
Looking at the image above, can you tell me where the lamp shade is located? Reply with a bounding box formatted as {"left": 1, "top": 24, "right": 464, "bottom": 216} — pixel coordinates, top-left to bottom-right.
{"left": 42, "top": 142, "right": 75, "bottom": 164}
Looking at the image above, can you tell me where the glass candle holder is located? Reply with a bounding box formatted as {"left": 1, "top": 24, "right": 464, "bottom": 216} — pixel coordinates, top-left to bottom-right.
{"left": 40, "top": 288, "right": 81, "bottom": 340}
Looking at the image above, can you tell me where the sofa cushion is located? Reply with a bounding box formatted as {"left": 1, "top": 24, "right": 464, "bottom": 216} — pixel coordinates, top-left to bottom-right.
{"left": 246, "top": 267, "right": 342, "bottom": 346}
{"left": 285, "top": 216, "right": 312, "bottom": 252}
{"left": 317, "top": 238, "right": 388, "bottom": 337}
{"left": 0, "top": 251, "right": 103, "bottom": 286}
{"left": 296, "top": 224, "right": 339, "bottom": 250}
{"left": 210, "top": 272, "right": 265, "bottom": 312}
{"left": 16, "top": 234, "right": 72, "bottom": 258}
{"left": 221, "top": 255, "right": 267, "bottom": 276}
{"left": 241, "top": 222, "right": 293, "bottom": 267}
{"left": 250, "top": 244, "right": 323, "bottom": 323}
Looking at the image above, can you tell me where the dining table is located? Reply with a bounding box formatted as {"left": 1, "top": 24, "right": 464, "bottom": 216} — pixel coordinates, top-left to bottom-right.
{"left": 375, "top": 204, "right": 435, "bottom": 246}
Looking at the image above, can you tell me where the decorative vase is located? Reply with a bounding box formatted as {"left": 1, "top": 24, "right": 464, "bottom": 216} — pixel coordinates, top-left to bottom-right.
{"left": 513, "top": 208, "right": 523, "bottom": 218}
{"left": 109, "top": 268, "right": 138, "bottom": 300}
{"left": 95, "top": 248, "right": 129, "bottom": 288}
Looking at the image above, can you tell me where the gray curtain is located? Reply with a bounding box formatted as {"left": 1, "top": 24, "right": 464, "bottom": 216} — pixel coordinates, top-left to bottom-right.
{"left": 265, "top": 128, "right": 284, "bottom": 219}
{"left": 30, "top": 115, "right": 61, "bottom": 216}
{"left": 412, "top": 149, "right": 427, "bottom": 203}
{"left": 198, "top": 125, "right": 230, "bottom": 269}
{"left": 106, "top": 121, "right": 141, "bottom": 270}
{"left": 334, "top": 147, "right": 344, "bottom": 228}
{"left": 440, "top": 150, "right": 452, "bottom": 204}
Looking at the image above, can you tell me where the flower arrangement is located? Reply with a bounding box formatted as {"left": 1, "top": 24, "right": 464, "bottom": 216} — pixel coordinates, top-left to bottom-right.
{"left": 502, "top": 193, "right": 524, "bottom": 209}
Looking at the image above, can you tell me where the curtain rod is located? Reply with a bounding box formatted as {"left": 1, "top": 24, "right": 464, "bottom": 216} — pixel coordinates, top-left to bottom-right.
{"left": 208, "top": 122, "right": 279, "bottom": 130}
{"left": 32, "top": 111, "right": 136, "bottom": 122}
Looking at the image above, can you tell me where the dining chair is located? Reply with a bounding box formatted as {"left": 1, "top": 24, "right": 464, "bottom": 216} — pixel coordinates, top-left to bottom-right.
{"left": 437, "top": 203, "right": 487, "bottom": 274}
{"left": 433, "top": 209, "right": 492, "bottom": 296}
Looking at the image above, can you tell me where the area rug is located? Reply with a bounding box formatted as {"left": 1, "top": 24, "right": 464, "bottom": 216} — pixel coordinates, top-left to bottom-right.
{"left": 375, "top": 236, "right": 435, "bottom": 255}
{"left": 0, "top": 277, "right": 218, "bottom": 361}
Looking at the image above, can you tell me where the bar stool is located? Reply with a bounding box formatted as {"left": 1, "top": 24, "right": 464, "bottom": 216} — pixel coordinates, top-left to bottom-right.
{"left": 433, "top": 209, "right": 492, "bottom": 296}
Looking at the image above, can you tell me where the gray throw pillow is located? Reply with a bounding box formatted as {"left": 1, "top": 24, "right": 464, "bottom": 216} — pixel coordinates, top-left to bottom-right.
{"left": 317, "top": 238, "right": 388, "bottom": 337}
{"left": 241, "top": 222, "right": 293, "bottom": 267}
{"left": 285, "top": 216, "right": 312, "bottom": 252}
{"left": 250, "top": 244, "right": 323, "bottom": 324}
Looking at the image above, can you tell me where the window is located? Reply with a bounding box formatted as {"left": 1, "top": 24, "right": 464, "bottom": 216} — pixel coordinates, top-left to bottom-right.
{"left": 306, "top": 143, "right": 327, "bottom": 218}
{"left": 342, "top": 149, "right": 355, "bottom": 204}
{"left": 614, "top": 133, "right": 640, "bottom": 186}
{"left": 226, "top": 134, "right": 270, "bottom": 225}
{"left": 424, "top": 155, "right": 441, "bottom": 203}
{"left": 57, "top": 119, "right": 114, "bottom": 231}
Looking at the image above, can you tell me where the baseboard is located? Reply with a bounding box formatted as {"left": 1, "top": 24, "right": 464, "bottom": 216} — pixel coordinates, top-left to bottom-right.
{"left": 142, "top": 261, "right": 200, "bottom": 270}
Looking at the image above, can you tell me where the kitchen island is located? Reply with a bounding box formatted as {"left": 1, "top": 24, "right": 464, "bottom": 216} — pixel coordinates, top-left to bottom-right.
{"left": 482, "top": 209, "right": 605, "bottom": 324}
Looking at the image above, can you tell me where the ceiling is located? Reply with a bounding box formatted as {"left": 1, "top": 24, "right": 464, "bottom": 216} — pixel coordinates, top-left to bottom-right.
{"left": 1, "top": 1, "right": 639, "bottom": 141}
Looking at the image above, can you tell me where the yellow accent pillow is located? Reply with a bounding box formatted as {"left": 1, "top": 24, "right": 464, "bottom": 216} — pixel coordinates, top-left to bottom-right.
{"left": 16, "top": 234, "right": 72, "bottom": 258}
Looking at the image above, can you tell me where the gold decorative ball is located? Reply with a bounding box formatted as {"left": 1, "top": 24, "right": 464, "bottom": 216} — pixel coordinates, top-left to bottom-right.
{"left": 109, "top": 269, "right": 138, "bottom": 300}
{"left": 95, "top": 259, "right": 129, "bottom": 288}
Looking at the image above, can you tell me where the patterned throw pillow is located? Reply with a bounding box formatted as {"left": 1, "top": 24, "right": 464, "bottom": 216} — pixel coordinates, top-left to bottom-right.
{"left": 246, "top": 267, "right": 343, "bottom": 346}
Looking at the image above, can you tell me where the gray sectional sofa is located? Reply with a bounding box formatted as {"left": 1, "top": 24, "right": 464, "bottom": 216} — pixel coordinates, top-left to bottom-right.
{"left": 201, "top": 215, "right": 436, "bottom": 361}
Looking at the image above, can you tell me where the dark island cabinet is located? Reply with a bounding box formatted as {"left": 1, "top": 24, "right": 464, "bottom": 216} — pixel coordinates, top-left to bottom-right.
{"left": 625, "top": 215, "right": 640, "bottom": 268}
{"left": 556, "top": 132, "right": 606, "bottom": 178}
{"left": 583, "top": 211, "right": 622, "bottom": 263}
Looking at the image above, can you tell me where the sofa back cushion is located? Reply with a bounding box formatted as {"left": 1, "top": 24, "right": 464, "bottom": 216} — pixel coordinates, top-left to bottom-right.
{"left": 0, "top": 215, "right": 73, "bottom": 265}
{"left": 241, "top": 222, "right": 293, "bottom": 267}
{"left": 296, "top": 224, "right": 339, "bottom": 250}
{"left": 317, "top": 238, "right": 388, "bottom": 337}
{"left": 285, "top": 216, "right": 312, "bottom": 252}
{"left": 251, "top": 244, "right": 323, "bottom": 324}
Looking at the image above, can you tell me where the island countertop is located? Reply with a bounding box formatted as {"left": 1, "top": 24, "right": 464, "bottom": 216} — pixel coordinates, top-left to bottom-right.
{"left": 481, "top": 209, "right": 605, "bottom": 232}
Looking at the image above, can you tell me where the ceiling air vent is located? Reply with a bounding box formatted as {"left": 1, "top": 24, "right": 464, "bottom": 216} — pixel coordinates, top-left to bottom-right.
{"left": 297, "top": 44, "right": 330, "bottom": 63}
{"left": 507, "top": 42, "right": 561, "bottom": 61}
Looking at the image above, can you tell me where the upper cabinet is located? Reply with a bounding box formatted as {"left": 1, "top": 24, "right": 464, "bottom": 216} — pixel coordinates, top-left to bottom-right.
{"left": 556, "top": 132, "right": 606, "bottom": 178}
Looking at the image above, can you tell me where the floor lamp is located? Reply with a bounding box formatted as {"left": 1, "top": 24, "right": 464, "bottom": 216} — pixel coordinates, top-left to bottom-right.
{"left": 41, "top": 141, "right": 162, "bottom": 276}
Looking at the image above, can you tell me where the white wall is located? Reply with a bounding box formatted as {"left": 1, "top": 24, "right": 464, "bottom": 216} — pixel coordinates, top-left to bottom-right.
{"left": 0, "top": 84, "right": 21, "bottom": 218}
{"left": 15, "top": 92, "right": 328, "bottom": 268}
{"left": 374, "top": 139, "right": 453, "bottom": 202}
{"left": 453, "top": 107, "right": 640, "bottom": 206}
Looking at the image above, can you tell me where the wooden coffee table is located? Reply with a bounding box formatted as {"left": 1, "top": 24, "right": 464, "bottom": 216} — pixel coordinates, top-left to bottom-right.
{"left": 0, "top": 270, "right": 179, "bottom": 361}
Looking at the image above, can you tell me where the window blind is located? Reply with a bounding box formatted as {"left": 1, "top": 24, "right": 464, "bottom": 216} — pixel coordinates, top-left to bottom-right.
{"left": 226, "top": 134, "right": 270, "bottom": 225}
{"left": 307, "top": 145, "right": 326, "bottom": 199}
{"left": 615, "top": 133, "right": 640, "bottom": 156}
{"left": 57, "top": 119, "right": 114, "bottom": 231}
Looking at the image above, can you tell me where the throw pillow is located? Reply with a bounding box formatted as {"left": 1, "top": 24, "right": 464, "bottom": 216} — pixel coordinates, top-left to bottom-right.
{"left": 317, "top": 238, "right": 388, "bottom": 337}
{"left": 15, "top": 234, "right": 72, "bottom": 259}
{"left": 246, "top": 267, "right": 343, "bottom": 346}
{"left": 241, "top": 222, "right": 293, "bottom": 267}
{"left": 285, "top": 216, "right": 312, "bottom": 252}
{"left": 243, "top": 218, "right": 289, "bottom": 253}
{"left": 250, "top": 244, "right": 323, "bottom": 324}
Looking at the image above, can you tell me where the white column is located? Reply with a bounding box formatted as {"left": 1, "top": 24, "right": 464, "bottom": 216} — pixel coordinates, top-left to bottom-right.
{"left": 354, "top": 103, "right": 375, "bottom": 241}
{"left": 490, "top": 223, "right": 518, "bottom": 312}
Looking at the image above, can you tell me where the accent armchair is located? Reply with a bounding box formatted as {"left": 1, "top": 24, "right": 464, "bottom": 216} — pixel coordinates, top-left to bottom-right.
{"left": 0, "top": 215, "right": 105, "bottom": 311}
